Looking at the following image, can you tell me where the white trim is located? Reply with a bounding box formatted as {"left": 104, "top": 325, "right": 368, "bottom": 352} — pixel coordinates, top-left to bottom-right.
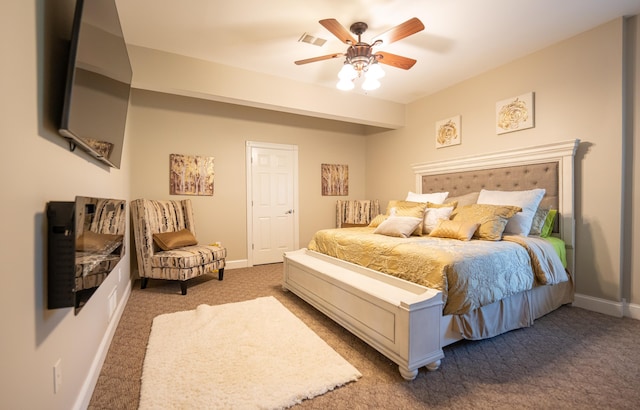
{"left": 224, "top": 259, "right": 249, "bottom": 270}
{"left": 245, "top": 141, "right": 299, "bottom": 267}
{"left": 573, "top": 293, "right": 624, "bottom": 318}
{"left": 411, "top": 139, "right": 579, "bottom": 176}
{"left": 74, "top": 283, "right": 131, "bottom": 410}
{"left": 624, "top": 302, "right": 640, "bottom": 320}
{"left": 572, "top": 293, "right": 640, "bottom": 320}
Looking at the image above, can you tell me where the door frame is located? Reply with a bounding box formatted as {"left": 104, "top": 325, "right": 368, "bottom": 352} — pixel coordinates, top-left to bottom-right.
{"left": 245, "top": 141, "right": 299, "bottom": 267}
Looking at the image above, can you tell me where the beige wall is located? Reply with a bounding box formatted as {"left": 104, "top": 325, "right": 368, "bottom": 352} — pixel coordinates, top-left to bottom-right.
{"left": 128, "top": 90, "right": 368, "bottom": 260}
{"left": 1, "top": 1, "right": 133, "bottom": 409}
{"left": 367, "top": 19, "right": 629, "bottom": 304}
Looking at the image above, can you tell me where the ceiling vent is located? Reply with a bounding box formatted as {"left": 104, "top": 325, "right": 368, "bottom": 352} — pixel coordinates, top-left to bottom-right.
{"left": 298, "top": 33, "right": 327, "bottom": 47}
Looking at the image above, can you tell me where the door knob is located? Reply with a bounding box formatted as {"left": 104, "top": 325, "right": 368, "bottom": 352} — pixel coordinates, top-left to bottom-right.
{"left": 285, "top": 209, "right": 294, "bottom": 214}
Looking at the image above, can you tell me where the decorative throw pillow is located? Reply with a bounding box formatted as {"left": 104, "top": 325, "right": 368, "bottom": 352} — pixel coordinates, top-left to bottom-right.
{"left": 385, "top": 200, "right": 428, "bottom": 236}
{"left": 477, "top": 188, "right": 545, "bottom": 236}
{"left": 368, "top": 214, "right": 387, "bottom": 228}
{"left": 540, "top": 209, "right": 558, "bottom": 238}
{"left": 429, "top": 220, "right": 480, "bottom": 241}
{"left": 76, "top": 231, "right": 123, "bottom": 253}
{"left": 445, "top": 191, "right": 479, "bottom": 207}
{"left": 373, "top": 216, "right": 423, "bottom": 238}
{"left": 428, "top": 201, "right": 458, "bottom": 209}
{"left": 529, "top": 206, "right": 550, "bottom": 236}
{"left": 452, "top": 204, "right": 522, "bottom": 241}
{"left": 406, "top": 191, "right": 449, "bottom": 204}
{"left": 423, "top": 206, "right": 455, "bottom": 234}
{"left": 153, "top": 229, "right": 198, "bottom": 251}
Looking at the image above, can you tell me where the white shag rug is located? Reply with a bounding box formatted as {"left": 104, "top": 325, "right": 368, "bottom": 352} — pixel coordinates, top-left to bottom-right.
{"left": 139, "top": 296, "right": 361, "bottom": 409}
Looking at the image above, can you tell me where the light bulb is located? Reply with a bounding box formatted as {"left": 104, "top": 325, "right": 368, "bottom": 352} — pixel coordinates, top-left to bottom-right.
{"left": 365, "top": 63, "right": 385, "bottom": 80}
{"left": 337, "top": 79, "right": 355, "bottom": 90}
{"left": 338, "top": 63, "right": 357, "bottom": 80}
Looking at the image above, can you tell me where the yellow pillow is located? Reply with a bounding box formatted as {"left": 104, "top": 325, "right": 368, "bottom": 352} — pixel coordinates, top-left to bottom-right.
{"left": 429, "top": 220, "right": 479, "bottom": 241}
{"left": 368, "top": 214, "right": 387, "bottom": 228}
{"left": 385, "top": 200, "right": 428, "bottom": 236}
{"left": 153, "top": 229, "right": 198, "bottom": 251}
{"left": 452, "top": 204, "right": 521, "bottom": 241}
{"left": 427, "top": 201, "right": 458, "bottom": 209}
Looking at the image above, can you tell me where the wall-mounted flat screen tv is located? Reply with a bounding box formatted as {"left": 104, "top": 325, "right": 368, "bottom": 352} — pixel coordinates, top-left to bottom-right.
{"left": 59, "top": 0, "right": 132, "bottom": 169}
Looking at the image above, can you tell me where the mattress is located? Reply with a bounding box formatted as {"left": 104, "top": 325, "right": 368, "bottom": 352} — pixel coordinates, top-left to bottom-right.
{"left": 308, "top": 227, "right": 568, "bottom": 315}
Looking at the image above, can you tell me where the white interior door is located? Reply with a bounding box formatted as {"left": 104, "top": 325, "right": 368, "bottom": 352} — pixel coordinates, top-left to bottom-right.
{"left": 246, "top": 142, "right": 298, "bottom": 265}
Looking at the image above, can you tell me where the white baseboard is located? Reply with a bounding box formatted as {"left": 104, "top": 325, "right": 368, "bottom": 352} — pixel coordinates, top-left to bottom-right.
{"left": 624, "top": 301, "right": 640, "bottom": 320}
{"left": 74, "top": 283, "right": 131, "bottom": 410}
{"left": 573, "top": 293, "right": 640, "bottom": 320}
{"left": 225, "top": 259, "right": 248, "bottom": 270}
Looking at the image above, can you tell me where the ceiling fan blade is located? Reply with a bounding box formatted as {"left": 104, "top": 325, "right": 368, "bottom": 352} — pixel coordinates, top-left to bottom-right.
{"left": 319, "top": 19, "right": 357, "bottom": 44}
{"left": 295, "top": 53, "right": 344, "bottom": 65}
{"left": 376, "top": 51, "right": 417, "bottom": 70}
{"left": 373, "top": 17, "right": 425, "bottom": 46}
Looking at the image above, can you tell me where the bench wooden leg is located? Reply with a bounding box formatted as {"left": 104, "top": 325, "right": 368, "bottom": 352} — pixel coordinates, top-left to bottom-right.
{"left": 141, "top": 277, "right": 149, "bottom": 289}
{"left": 218, "top": 268, "right": 224, "bottom": 281}
{"left": 180, "top": 281, "right": 187, "bottom": 295}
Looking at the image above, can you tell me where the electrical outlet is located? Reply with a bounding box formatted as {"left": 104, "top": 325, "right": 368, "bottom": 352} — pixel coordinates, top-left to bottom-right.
{"left": 53, "top": 359, "right": 62, "bottom": 394}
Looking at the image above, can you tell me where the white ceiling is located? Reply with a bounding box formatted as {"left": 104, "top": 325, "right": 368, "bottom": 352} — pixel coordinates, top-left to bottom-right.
{"left": 115, "top": 0, "right": 640, "bottom": 104}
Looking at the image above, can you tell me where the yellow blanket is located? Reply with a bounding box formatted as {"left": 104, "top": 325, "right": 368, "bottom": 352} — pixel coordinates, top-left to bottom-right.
{"left": 308, "top": 227, "right": 568, "bottom": 315}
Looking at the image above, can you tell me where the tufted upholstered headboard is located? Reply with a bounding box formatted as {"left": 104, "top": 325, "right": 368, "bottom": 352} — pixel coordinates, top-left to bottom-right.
{"left": 421, "top": 161, "right": 559, "bottom": 211}
{"left": 412, "top": 140, "right": 579, "bottom": 273}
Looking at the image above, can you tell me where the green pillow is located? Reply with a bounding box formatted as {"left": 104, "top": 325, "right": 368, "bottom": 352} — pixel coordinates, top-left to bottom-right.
{"left": 540, "top": 209, "right": 557, "bottom": 238}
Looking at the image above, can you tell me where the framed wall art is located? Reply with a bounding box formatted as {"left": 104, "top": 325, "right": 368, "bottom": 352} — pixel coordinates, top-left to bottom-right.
{"left": 169, "top": 153, "right": 215, "bottom": 196}
{"left": 321, "top": 164, "right": 349, "bottom": 196}
{"left": 496, "top": 92, "right": 535, "bottom": 134}
{"left": 435, "top": 115, "right": 461, "bottom": 148}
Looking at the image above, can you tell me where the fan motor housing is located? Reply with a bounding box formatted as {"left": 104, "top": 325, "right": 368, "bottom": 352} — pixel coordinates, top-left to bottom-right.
{"left": 350, "top": 22, "right": 368, "bottom": 36}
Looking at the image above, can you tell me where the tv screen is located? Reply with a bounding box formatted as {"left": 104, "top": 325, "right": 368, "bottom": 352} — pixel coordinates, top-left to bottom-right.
{"left": 59, "top": 0, "right": 132, "bottom": 169}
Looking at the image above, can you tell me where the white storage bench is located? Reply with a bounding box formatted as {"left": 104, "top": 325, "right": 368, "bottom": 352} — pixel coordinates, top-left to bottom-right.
{"left": 283, "top": 248, "right": 444, "bottom": 380}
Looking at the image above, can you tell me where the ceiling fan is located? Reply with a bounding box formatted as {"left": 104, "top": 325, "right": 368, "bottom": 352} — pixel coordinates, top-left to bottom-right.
{"left": 295, "top": 17, "right": 425, "bottom": 90}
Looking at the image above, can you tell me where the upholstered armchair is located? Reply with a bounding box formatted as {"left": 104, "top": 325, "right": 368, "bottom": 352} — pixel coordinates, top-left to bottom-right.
{"left": 131, "top": 199, "right": 226, "bottom": 295}
{"left": 336, "top": 199, "right": 380, "bottom": 228}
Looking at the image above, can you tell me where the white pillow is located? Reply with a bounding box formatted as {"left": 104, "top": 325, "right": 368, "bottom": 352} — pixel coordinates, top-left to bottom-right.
{"left": 423, "top": 206, "right": 454, "bottom": 234}
{"left": 373, "top": 216, "right": 422, "bottom": 238}
{"left": 476, "top": 188, "right": 545, "bottom": 235}
{"left": 406, "top": 191, "right": 449, "bottom": 204}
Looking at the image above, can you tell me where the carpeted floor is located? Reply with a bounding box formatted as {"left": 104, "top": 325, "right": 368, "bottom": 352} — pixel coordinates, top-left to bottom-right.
{"left": 89, "top": 263, "right": 640, "bottom": 409}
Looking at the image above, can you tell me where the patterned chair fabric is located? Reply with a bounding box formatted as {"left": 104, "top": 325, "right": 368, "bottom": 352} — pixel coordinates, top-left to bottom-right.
{"left": 131, "top": 199, "right": 226, "bottom": 295}
{"left": 336, "top": 200, "right": 380, "bottom": 228}
{"left": 75, "top": 197, "right": 126, "bottom": 291}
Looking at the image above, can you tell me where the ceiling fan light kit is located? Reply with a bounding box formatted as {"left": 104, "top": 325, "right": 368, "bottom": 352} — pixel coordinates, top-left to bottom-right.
{"left": 295, "top": 17, "right": 424, "bottom": 93}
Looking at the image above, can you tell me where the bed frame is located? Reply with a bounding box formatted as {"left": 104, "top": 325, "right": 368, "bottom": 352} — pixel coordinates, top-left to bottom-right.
{"left": 283, "top": 140, "right": 579, "bottom": 380}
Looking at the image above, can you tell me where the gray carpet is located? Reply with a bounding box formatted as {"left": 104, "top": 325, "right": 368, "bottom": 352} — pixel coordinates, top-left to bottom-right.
{"left": 89, "top": 263, "right": 640, "bottom": 409}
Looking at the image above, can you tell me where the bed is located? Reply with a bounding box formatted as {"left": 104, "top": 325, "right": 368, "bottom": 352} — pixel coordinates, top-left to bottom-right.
{"left": 283, "top": 139, "right": 579, "bottom": 380}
